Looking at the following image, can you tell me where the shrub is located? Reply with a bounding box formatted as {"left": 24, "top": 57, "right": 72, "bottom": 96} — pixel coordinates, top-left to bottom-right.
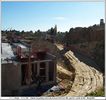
{"left": 86, "top": 88, "right": 105, "bottom": 97}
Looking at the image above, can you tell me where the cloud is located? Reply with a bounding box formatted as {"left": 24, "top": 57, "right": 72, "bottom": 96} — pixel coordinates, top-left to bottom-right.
{"left": 53, "top": 17, "right": 66, "bottom": 20}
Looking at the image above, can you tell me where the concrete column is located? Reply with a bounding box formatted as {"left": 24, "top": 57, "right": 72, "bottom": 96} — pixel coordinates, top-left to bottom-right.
{"left": 18, "top": 63, "right": 22, "bottom": 87}
{"left": 37, "top": 62, "right": 40, "bottom": 76}
{"left": 53, "top": 60, "right": 57, "bottom": 83}
{"left": 33, "top": 63, "right": 35, "bottom": 72}
{"left": 46, "top": 61, "right": 49, "bottom": 82}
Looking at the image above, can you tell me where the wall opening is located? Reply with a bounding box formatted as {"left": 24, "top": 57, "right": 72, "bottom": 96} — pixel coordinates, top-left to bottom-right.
{"left": 21, "top": 64, "right": 27, "bottom": 85}
{"left": 49, "top": 61, "right": 54, "bottom": 81}
{"left": 31, "top": 63, "right": 37, "bottom": 83}
{"left": 39, "top": 62, "right": 46, "bottom": 82}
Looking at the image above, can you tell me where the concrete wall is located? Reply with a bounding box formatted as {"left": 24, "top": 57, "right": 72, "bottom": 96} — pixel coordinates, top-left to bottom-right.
{"left": 2, "top": 63, "right": 21, "bottom": 91}
{"left": 1, "top": 59, "right": 57, "bottom": 96}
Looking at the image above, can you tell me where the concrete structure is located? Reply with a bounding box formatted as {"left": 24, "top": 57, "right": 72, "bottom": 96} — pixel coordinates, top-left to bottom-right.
{"left": 100, "top": 19, "right": 104, "bottom": 26}
{"left": 1, "top": 43, "right": 57, "bottom": 96}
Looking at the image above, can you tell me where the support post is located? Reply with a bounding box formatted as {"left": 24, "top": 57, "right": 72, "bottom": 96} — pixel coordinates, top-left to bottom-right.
{"left": 46, "top": 62, "right": 49, "bottom": 82}
{"left": 37, "top": 62, "right": 40, "bottom": 76}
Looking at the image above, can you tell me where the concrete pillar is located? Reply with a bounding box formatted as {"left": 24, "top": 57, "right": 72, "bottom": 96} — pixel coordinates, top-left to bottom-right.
{"left": 18, "top": 63, "right": 22, "bottom": 87}
{"left": 46, "top": 61, "right": 49, "bottom": 82}
{"left": 53, "top": 60, "right": 57, "bottom": 83}
{"left": 33, "top": 63, "right": 35, "bottom": 72}
{"left": 37, "top": 62, "right": 40, "bottom": 76}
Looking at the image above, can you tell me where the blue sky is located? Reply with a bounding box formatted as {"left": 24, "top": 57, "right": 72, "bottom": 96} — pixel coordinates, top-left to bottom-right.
{"left": 1, "top": 2, "right": 105, "bottom": 32}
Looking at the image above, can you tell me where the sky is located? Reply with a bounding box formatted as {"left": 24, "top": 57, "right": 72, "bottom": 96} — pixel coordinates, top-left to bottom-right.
{"left": 1, "top": 1, "right": 105, "bottom": 32}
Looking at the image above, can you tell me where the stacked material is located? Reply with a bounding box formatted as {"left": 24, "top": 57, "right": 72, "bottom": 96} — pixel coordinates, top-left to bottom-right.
{"left": 65, "top": 51, "right": 103, "bottom": 96}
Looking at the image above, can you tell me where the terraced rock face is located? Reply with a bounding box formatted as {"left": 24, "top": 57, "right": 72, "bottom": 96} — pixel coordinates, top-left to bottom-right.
{"left": 65, "top": 51, "right": 103, "bottom": 96}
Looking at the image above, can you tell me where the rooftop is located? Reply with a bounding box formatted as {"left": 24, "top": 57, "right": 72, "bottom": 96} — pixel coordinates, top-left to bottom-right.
{"left": 1, "top": 42, "right": 56, "bottom": 64}
{"left": 1, "top": 43, "right": 15, "bottom": 64}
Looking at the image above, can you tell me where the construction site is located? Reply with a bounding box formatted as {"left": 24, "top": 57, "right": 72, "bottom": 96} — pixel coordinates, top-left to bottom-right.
{"left": 1, "top": 1, "right": 105, "bottom": 97}
{"left": 1, "top": 24, "right": 104, "bottom": 97}
{"left": 1, "top": 26, "right": 58, "bottom": 96}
